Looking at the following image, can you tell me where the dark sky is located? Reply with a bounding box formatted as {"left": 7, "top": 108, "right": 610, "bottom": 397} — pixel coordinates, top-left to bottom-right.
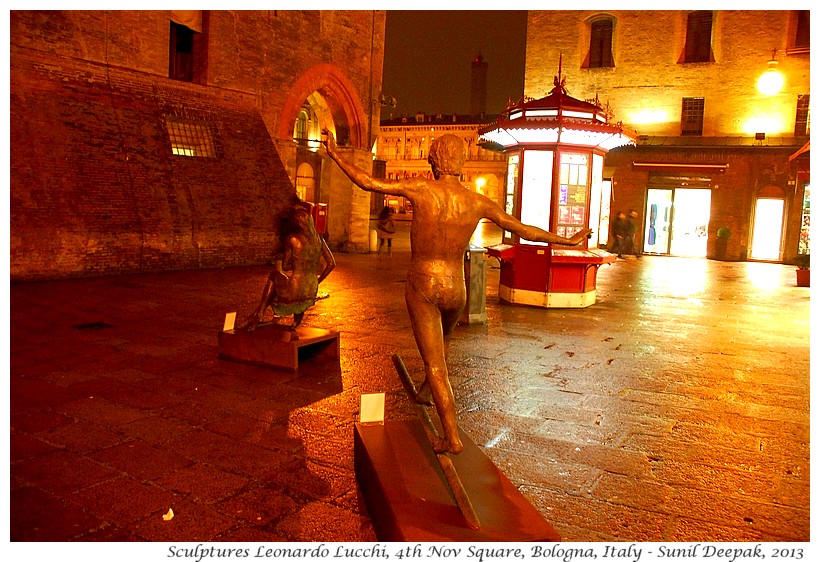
{"left": 381, "top": 11, "right": 528, "bottom": 118}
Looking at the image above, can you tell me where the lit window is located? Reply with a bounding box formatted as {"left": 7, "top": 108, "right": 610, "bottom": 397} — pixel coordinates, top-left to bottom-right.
{"left": 683, "top": 11, "right": 713, "bottom": 63}
{"left": 795, "top": 95, "right": 810, "bottom": 136}
{"left": 165, "top": 117, "right": 217, "bottom": 158}
{"left": 681, "top": 97, "right": 705, "bottom": 136}
{"left": 588, "top": 18, "right": 614, "bottom": 68}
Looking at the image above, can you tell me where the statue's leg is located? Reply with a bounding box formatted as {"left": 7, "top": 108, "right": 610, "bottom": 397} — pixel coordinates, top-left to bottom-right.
{"left": 405, "top": 285, "right": 463, "bottom": 455}
{"left": 292, "top": 312, "right": 304, "bottom": 328}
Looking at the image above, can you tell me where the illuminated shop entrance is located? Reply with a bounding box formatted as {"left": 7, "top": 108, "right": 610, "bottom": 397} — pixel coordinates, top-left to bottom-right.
{"left": 644, "top": 188, "right": 711, "bottom": 257}
{"left": 750, "top": 198, "right": 785, "bottom": 260}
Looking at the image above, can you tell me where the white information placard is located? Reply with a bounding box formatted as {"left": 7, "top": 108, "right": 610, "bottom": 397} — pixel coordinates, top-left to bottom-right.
{"left": 359, "top": 393, "right": 385, "bottom": 424}
{"left": 223, "top": 312, "right": 236, "bottom": 332}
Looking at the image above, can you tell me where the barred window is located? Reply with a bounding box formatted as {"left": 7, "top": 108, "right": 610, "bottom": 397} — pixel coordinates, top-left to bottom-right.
{"left": 681, "top": 97, "right": 705, "bottom": 136}
{"left": 795, "top": 94, "right": 810, "bottom": 136}
{"left": 165, "top": 117, "right": 217, "bottom": 158}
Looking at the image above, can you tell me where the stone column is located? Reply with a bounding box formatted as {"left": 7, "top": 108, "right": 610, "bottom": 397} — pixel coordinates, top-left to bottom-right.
{"left": 322, "top": 146, "right": 373, "bottom": 253}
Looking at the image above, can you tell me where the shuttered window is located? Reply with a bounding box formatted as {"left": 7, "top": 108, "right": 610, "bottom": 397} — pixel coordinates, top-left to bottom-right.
{"left": 589, "top": 19, "right": 614, "bottom": 68}
{"left": 684, "top": 11, "right": 713, "bottom": 63}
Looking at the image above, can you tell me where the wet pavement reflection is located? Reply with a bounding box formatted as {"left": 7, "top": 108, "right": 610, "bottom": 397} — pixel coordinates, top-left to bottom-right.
{"left": 10, "top": 221, "right": 810, "bottom": 542}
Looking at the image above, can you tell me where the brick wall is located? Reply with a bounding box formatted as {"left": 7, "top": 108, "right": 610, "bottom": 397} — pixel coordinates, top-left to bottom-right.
{"left": 10, "top": 10, "right": 386, "bottom": 278}
{"left": 10, "top": 50, "right": 295, "bottom": 279}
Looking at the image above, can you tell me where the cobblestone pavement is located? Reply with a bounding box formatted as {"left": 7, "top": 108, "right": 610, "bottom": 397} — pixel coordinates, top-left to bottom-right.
{"left": 9, "top": 223, "right": 810, "bottom": 543}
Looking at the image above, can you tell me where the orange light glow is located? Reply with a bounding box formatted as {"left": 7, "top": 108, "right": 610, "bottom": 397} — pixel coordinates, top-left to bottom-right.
{"left": 626, "top": 108, "right": 670, "bottom": 125}
{"left": 742, "top": 113, "right": 787, "bottom": 135}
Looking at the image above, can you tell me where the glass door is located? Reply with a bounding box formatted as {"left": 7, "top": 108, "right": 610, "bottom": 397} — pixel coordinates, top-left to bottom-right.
{"left": 644, "top": 188, "right": 711, "bottom": 256}
{"left": 669, "top": 188, "right": 711, "bottom": 257}
{"left": 644, "top": 189, "right": 673, "bottom": 254}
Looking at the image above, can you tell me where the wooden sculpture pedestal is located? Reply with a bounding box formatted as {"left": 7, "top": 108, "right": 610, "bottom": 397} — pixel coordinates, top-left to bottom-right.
{"left": 218, "top": 324, "right": 339, "bottom": 372}
{"left": 354, "top": 419, "right": 560, "bottom": 542}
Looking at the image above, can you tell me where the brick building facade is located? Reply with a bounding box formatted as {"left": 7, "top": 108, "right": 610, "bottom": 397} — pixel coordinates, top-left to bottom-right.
{"left": 525, "top": 10, "right": 810, "bottom": 262}
{"left": 10, "top": 10, "right": 386, "bottom": 280}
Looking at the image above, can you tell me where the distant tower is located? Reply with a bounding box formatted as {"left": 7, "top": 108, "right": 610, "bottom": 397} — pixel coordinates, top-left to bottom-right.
{"left": 470, "top": 53, "right": 488, "bottom": 116}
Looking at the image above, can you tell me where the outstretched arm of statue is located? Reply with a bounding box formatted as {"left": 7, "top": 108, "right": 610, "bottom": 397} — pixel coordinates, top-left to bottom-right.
{"left": 317, "top": 238, "right": 336, "bottom": 285}
{"left": 485, "top": 202, "right": 592, "bottom": 246}
{"left": 322, "top": 129, "right": 406, "bottom": 196}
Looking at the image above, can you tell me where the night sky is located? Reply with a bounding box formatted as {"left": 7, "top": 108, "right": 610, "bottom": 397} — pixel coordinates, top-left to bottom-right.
{"left": 381, "top": 11, "right": 528, "bottom": 119}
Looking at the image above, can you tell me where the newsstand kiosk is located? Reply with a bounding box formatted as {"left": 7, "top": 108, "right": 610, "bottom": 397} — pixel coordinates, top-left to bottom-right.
{"left": 479, "top": 69, "right": 636, "bottom": 308}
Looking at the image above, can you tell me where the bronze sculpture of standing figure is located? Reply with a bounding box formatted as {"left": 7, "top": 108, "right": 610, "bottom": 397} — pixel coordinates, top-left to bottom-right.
{"left": 324, "top": 130, "right": 591, "bottom": 454}
{"left": 241, "top": 201, "right": 335, "bottom": 331}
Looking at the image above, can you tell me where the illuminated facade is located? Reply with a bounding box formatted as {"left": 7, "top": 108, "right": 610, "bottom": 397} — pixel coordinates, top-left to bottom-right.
{"left": 375, "top": 113, "right": 506, "bottom": 214}
{"left": 526, "top": 10, "right": 810, "bottom": 262}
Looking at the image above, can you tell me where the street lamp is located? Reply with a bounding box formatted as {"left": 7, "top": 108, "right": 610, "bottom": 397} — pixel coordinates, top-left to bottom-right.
{"left": 757, "top": 50, "right": 784, "bottom": 96}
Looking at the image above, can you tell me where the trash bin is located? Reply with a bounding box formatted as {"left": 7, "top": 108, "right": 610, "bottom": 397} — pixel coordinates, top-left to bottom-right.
{"left": 461, "top": 244, "right": 488, "bottom": 324}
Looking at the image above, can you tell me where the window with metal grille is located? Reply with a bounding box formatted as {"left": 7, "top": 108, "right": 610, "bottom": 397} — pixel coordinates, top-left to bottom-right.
{"left": 684, "top": 11, "right": 713, "bottom": 63}
{"left": 165, "top": 117, "right": 217, "bottom": 158}
{"left": 795, "top": 94, "right": 810, "bottom": 136}
{"left": 681, "top": 97, "right": 705, "bottom": 136}
{"left": 588, "top": 18, "right": 614, "bottom": 68}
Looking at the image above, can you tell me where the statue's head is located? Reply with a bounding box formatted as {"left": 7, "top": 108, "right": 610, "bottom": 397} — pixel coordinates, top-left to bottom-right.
{"left": 428, "top": 134, "right": 466, "bottom": 177}
{"left": 281, "top": 200, "right": 316, "bottom": 238}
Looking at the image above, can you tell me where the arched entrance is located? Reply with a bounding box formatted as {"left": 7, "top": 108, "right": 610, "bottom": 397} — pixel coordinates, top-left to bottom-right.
{"left": 295, "top": 162, "right": 316, "bottom": 203}
{"left": 278, "top": 64, "right": 372, "bottom": 251}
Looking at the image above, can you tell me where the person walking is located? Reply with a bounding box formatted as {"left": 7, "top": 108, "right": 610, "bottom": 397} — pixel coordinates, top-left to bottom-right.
{"left": 376, "top": 206, "right": 396, "bottom": 257}
{"left": 624, "top": 209, "right": 642, "bottom": 258}
{"left": 610, "top": 211, "right": 628, "bottom": 259}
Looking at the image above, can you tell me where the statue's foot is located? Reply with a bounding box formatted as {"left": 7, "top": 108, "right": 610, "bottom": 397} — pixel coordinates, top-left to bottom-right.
{"left": 415, "top": 381, "right": 434, "bottom": 406}
{"left": 431, "top": 435, "right": 464, "bottom": 455}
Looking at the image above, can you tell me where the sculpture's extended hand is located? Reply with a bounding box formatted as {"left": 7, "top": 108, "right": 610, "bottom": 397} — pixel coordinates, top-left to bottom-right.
{"left": 568, "top": 228, "right": 594, "bottom": 246}
{"left": 322, "top": 129, "right": 336, "bottom": 155}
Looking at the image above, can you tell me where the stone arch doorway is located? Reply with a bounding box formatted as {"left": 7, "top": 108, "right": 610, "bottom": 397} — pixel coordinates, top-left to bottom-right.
{"left": 278, "top": 64, "right": 372, "bottom": 251}
{"left": 295, "top": 162, "right": 316, "bottom": 203}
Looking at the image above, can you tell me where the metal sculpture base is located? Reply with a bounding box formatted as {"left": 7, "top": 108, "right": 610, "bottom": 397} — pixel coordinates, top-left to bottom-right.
{"left": 217, "top": 324, "right": 339, "bottom": 372}
{"left": 354, "top": 420, "right": 560, "bottom": 542}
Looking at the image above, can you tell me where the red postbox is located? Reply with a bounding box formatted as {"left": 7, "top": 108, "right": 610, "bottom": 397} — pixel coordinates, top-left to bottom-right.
{"left": 311, "top": 203, "right": 328, "bottom": 236}
{"left": 479, "top": 67, "right": 636, "bottom": 308}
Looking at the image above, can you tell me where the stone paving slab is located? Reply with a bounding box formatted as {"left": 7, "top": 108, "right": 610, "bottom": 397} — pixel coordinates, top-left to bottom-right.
{"left": 8, "top": 238, "right": 811, "bottom": 542}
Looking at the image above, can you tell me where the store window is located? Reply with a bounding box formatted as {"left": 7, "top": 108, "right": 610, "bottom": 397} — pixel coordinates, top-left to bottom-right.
{"left": 681, "top": 97, "right": 705, "bottom": 136}
{"left": 798, "top": 181, "right": 810, "bottom": 255}
{"left": 683, "top": 11, "right": 713, "bottom": 63}
{"left": 556, "top": 152, "right": 589, "bottom": 240}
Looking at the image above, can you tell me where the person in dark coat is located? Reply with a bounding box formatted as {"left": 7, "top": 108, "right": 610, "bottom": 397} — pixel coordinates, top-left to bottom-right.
{"left": 610, "top": 211, "right": 628, "bottom": 258}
